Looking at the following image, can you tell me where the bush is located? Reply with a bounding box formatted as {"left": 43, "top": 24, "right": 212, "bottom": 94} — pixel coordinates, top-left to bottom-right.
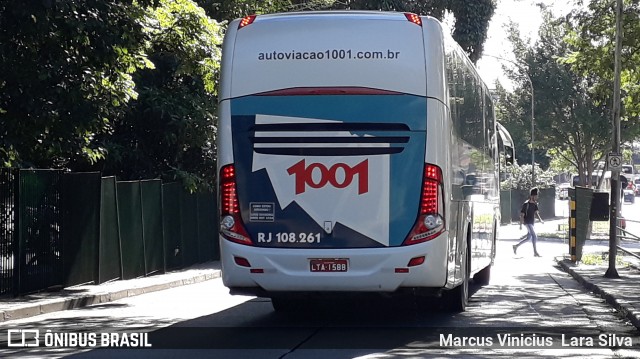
{"left": 501, "top": 163, "right": 556, "bottom": 190}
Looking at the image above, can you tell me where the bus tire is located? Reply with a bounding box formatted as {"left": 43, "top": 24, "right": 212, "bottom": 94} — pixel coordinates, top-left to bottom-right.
{"left": 473, "top": 221, "right": 495, "bottom": 285}
{"left": 445, "top": 241, "right": 469, "bottom": 312}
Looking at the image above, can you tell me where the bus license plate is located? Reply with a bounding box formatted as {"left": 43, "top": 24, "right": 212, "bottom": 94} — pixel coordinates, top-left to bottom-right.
{"left": 310, "top": 259, "right": 348, "bottom": 272}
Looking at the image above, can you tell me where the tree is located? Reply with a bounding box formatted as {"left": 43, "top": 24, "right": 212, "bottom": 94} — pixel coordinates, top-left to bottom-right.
{"left": 559, "top": 0, "right": 640, "bottom": 187}
{"left": 0, "top": 0, "right": 154, "bottom": 168}
{"left": 99, "top": 0, "right": 224, "bottom": 191}
{"left": 495, "top": 9, "right": 640, "bottom": 187}
{"left": 0, "top": 0, "right": 225, "bottom": 191}
{"left": 564, "top": 0, "right": 640, "bottom": 122}
{"left": 196, "top": 0, "right": 295, "bottom": 22}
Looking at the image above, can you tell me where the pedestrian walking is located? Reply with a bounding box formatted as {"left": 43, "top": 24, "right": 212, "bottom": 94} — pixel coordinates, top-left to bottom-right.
{"left": 513, "top": 187, "right": 544, "bottom": 257}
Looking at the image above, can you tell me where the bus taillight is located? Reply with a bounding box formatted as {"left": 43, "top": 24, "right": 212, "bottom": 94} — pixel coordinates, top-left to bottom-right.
{"left": 403, "top": 164, "right": 445, "bottom": 245}
{"left": 404, "top": 13, "right": 422, "bottom": 26}
{"left": 238, "top": 15, "right": 257, "bottom": 29}
{"left": 220, "top": 164, "right": 252, "bottom": 245}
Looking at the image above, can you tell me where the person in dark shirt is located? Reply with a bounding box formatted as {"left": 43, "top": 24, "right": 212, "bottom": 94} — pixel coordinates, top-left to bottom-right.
{"left": 513, "top": 187, "right": 544, "bottom": 257}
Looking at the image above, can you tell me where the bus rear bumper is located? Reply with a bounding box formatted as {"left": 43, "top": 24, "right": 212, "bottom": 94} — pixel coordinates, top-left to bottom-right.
{"left": 220, "top": 234, "right": 450, "bottom": 296}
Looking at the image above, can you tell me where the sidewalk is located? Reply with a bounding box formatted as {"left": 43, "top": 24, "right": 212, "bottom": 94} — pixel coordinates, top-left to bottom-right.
{"left": 1, "top": 220, "right": 639, "bottom": 331}
{"left": 500, "top": 217, "right": 640, "bottom": 331}
{"left": 0, "top": 261, "right": 221, "bottom": 322}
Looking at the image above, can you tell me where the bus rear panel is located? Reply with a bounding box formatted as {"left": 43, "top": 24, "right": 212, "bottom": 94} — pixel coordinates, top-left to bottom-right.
{"left": 218, "top": 12, "right": 463, "bottom": 297}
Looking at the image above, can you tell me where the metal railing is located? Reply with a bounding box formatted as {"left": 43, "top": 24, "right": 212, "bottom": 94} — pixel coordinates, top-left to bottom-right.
{"left": 615, "top": 218, "right": 640, "bottom": 262}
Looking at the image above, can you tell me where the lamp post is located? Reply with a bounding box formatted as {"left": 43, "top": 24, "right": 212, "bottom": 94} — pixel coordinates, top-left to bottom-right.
{"left": 605, "top": 0, "right": 623, "bottom": 279}
{"left": 483, "top": 54, "right": 535, "bottom": 186}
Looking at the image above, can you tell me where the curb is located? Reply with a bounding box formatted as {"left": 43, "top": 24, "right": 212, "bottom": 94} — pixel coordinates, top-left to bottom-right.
{"left": 556, "top": 258, "right": 640, "bottom": 331}
{"left": 0, "top": 270, "right": 222, "bottom": 323}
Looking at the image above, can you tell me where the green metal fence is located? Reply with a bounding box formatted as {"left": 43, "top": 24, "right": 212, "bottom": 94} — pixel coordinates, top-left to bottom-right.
{"left": 162, "top": 182, "right": 183, "bottom": 270}
{"left": 0, "top": 169, "right": 16, "bottom": 296}
{"left": 62, "top": 172, "right": 101, "bottom": 287}
{"left": 99, "top": 177, "right": 122, "bottom": 284}
{"left": 16, "top": 170, "right": 64, "bottom": 294}
{"left": 117, "top": 181, "right": 146, "bottom": 280}
{"left": 141, "top": 180, "right": 165, "bottom": 277}
{"left": 0, "top": 170, "right": 218, "bottom": 296}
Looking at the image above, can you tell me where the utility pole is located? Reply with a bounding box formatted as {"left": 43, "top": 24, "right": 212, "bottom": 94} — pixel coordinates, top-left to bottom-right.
{"left": 606, "top": 0, "right": 623, "bottom": 279}
{"left": 531, "top": 86, "right": 535, "bottom": 186}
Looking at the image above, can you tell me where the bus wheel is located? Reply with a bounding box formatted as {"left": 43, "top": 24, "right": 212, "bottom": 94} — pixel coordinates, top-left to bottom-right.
{"left": 446, "top": 245, "right": 469, "bottom": 312}
{"left": 473, "top": 222, "right": 494, "bottom": 286}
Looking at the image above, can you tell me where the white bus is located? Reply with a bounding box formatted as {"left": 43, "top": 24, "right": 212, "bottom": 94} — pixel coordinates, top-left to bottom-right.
{"left": 217, "top": 11, "right": 502, "bottom": 312}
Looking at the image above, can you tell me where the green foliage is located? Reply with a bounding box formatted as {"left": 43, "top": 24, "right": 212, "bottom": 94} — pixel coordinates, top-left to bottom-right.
{"left": 0, "top": 0, "right": 154, "bottom": 169}
{"left": 496, "top": 8, "right": 640, "bottom": 185}
{"left": 100, "top": 0, "right": 224, "bottom": 192}
{"left": 547, "top": 148, "right": 576, "bottom": 174}
{"left": 0, "top": 0, "right": 224, "bottom": 192}
{"left": 581, "top": 252, "right": 626, "bottom": 266}
{"left": 445, "top": 0, "right": 495, "bottom": 63}
{"left": 562, "top": 0, "right": 640, "bottom": 140}
{"left": 494, "top": 83, "right": 539, "bottom": 168}
{"left": 500, "top": 162, "right": 555, "bottom": 191}
{"left": 196, "top": 0, "right": 295, "bottom": 21}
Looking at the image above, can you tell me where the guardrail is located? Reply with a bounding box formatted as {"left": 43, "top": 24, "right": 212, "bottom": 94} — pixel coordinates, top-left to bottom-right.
{"left": 617, "top": 222, "right": 640, "bottom": 261}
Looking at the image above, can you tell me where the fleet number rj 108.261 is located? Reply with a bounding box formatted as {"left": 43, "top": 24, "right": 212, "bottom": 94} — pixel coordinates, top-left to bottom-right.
{"left": 257, "top": 232, "right": 322, "bottom": 243}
